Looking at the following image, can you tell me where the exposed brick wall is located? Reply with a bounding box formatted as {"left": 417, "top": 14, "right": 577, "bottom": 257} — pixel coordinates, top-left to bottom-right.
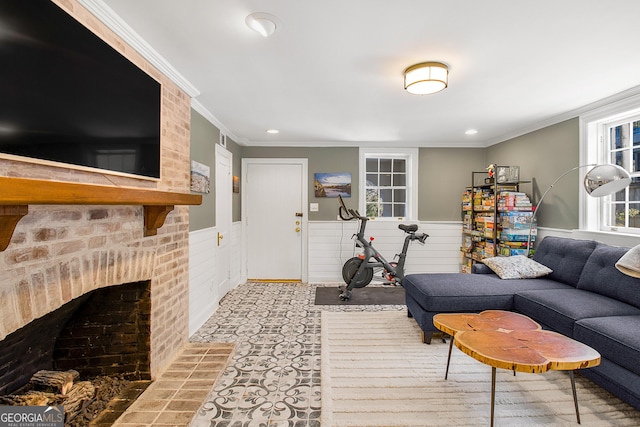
{"left": 0, "top": 0, "right": 192, "bottom": 378}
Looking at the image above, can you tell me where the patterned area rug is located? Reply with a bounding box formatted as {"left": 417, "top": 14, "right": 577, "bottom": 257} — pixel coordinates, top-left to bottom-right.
{"left": 322, "top": 311, "right": 640, "bottom": 426}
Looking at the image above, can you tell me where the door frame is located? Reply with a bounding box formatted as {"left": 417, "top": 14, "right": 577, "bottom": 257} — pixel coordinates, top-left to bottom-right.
{"left": 241, "top": 158, "right": 309, "bottom": 282}
{"left": 215, "top": 143, "right": 232, "bottom": 294}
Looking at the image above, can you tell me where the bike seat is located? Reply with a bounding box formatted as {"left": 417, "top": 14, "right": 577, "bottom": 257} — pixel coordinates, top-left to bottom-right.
{"left": 398, "top": 224, "right": 418, "bottom": 233}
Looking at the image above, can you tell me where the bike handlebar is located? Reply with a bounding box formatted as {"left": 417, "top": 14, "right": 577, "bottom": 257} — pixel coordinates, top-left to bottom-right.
{"left": 414, "top": 232, "right": 429, "bottom": 244}
{"left": 338, "top": 195, "right": 367, "bottom": 221}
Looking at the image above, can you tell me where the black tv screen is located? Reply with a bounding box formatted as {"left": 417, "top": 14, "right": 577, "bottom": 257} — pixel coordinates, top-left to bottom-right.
{"left": 0, "top": 0, "right": 161, "bottom": 179}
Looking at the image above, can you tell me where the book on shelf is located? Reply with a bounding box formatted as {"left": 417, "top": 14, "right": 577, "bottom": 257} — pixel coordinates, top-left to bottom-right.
{"left": 499, "top": 246, "right": 528, "bottom": 256}
{"left": 499, "top": 241, "right": 531, "bottom": 248}
{"left": 497, "top": 206, "right": 533, "bottom": 211}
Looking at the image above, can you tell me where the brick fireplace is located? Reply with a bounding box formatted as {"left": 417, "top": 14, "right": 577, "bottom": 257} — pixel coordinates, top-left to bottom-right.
{"left": 0, "top": 0, "right": 193, "bottom": 389}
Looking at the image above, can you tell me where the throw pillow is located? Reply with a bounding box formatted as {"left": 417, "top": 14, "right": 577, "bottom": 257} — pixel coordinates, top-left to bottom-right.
{"left": 482, "top": 255, "right": 552, "bottom": 279}
{"left": 615, "top": 243, "right": 640, "bottom": 278}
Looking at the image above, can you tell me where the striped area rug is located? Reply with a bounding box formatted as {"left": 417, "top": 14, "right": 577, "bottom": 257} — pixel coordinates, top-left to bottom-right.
{"left": 321, "top": 310, "right": 640, "bottom": 426}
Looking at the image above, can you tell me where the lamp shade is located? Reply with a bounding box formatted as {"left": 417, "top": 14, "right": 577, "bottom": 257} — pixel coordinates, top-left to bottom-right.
{"left": 584, "top": 164, "right": 631, "bottom": 197}
{"left": 404, "top": 62, "right": 448, "bottom": 95}
{"left": 616, "top": 243, "right": 640, "bottom": 278}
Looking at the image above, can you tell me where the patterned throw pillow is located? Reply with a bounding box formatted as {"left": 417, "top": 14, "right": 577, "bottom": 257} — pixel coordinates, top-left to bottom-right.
{"left": 482, "top": 255, "right": 553, "bottom": 279}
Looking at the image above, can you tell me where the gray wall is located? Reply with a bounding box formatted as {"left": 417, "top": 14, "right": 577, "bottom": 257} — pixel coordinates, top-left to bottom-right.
{"left": 189, "top": 109, "right": 217, "bottom": 231}
{"left": 191, "top": 110, "right": 580, "bottom": 228}
{"left": 242, "top": 146, "right": 488, "bottom": 222}
{"left": 242, "top": 147, "right": 359, "bottom": 221}
{"left": 418, "top": 148, "right": 486, "bottom": 221}
{"left": 226, "top": 136, "right": 243, "bottom": 223}
{"left": 189, "top": 109, "right": 244, "bottom": 231}
{"left": 486, "top": 118, "right": 580, "bottom": 230}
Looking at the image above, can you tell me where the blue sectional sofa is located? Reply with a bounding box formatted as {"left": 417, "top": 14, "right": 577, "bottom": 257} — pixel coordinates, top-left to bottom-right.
{"left": 403, "top": 236, "right": 640, "bottom": 411}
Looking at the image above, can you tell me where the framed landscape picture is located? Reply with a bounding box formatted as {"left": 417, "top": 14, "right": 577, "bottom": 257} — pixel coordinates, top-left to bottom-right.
{"left": 190, "top": 160, "right": 210, "bottom": 193}
{"left": 314, "top": 173, "right": 351, "bottom": 198}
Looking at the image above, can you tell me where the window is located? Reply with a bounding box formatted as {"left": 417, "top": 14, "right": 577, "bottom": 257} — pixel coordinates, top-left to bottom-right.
{"left": 581, "top": 94, "right": 640, "bottom": 235}
{"left": 359, "top": 148, "right": 418, "bottom": 220}
{"left": 602, "top": 117, "right": 640, "bottom": 231}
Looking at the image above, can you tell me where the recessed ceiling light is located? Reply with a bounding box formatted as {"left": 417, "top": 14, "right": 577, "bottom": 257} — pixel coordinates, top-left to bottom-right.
{"left": 465, "top": 129, "right": 478, "bottom": 135}
{"left": 245, "top": 13, "right": 278, "bottom": 37}
{"left": 266, "top": 129, "right": 279, "bottom": 134}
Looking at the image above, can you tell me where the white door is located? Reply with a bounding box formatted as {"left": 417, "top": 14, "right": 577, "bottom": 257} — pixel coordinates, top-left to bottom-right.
{"left": 215, "top": 144, "right": 232, "bottom": 294}
{"left": 243, "top": 159, "right": 308, "bottom": 281}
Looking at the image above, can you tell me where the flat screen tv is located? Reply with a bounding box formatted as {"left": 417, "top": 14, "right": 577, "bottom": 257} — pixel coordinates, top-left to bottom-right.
{"left": 0, "top": 0, "right": 161, "bottom": 179}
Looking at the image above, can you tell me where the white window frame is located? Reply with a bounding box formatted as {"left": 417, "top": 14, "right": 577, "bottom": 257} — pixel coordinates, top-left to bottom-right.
{"left": 358, "top": 147, "right": 419, "bottom": 220}
{"left": 580, "top": 93, "right": 640, "bottom": 235}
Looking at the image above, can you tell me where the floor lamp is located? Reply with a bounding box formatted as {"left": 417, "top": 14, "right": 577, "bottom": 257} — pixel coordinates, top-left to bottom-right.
{"left": 527, "top": 163, "right": 631, "bottom": 256}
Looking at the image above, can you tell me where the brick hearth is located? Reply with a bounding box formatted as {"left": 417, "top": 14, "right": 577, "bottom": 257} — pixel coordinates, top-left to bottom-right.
{"left": 104, "top": 343, "right": 235, "bottom": 427}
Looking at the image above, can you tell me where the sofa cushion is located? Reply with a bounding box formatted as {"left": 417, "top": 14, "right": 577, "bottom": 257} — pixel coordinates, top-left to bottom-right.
{"left": 579, "top": 358, "right": 640, "bottom": 412}
{"left": 532, "top": 236, "right": 599, "bottom": 287}
{"left": 482, "top": 255, "right": 552, "bottom": 279}
{"left": 574, "top": 316, "right": 640, "bottom": 377}
{"left": 577, "top": 244, "right": 640, "bottom": 309}
{"left": 403, "top": 273, "right": 570, "bottom": 313}
{"left": 514, "top": 289, "right": 640, "bottom": 337}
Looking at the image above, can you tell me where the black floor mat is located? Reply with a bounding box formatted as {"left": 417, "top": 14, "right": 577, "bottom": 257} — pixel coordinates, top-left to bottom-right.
{"left": 314, "top": 286, "right": 405, "bottom": 305}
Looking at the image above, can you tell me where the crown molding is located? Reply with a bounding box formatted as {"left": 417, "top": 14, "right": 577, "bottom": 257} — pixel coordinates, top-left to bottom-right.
{"left": 78, "top": 0, "right": 200, "bottom": 98}
{"left": 242, "top": 139, "right": 485, "bottom": 148}
{"left": 191, "top": 100, "right": 245, "bottom": 145}
{"left": 484, "top": 85, "right": 640, "bottom": 147}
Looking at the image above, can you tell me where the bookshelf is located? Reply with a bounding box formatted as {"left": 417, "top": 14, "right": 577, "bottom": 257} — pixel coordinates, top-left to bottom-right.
{"left": 461, "top": 170, "right": 536, "bottom": 273}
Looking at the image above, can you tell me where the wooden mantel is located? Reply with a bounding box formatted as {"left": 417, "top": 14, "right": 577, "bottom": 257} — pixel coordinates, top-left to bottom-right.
{"left": 0, "top": 176, "right": 202, "bottom": 251}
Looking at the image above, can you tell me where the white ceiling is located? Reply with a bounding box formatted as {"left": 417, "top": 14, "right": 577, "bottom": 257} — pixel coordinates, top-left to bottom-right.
{"left": 97, "top": 0, "right": 640, "bottom": 148}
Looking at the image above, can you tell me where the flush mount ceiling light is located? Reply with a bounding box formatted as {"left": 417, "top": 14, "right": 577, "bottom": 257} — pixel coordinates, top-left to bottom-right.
{"left": 245, "top": 12, "right": 278, "bottom": 37}
{"left": 266, "top": 129, "right": 279, "bottom": 134}
{"left": 403, "top": 62, "right": 449, "bottom": 95}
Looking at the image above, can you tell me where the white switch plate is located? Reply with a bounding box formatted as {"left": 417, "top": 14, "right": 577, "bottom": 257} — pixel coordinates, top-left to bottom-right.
{"left": 310, "top": 203, "right": 319, "bottom": 212}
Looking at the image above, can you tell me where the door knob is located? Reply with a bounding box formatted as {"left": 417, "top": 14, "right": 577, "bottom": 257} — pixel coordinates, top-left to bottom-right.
{"left": 295, "top": 227, "right": 301, "bottom": 232}
{"left": 217, "top": 232, "right": 224, "bottom": 246}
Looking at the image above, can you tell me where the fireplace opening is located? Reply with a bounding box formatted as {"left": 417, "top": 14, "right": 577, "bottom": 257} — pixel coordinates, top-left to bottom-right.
{"left": 0, "top": 280, "right": 151, "bottom": 424}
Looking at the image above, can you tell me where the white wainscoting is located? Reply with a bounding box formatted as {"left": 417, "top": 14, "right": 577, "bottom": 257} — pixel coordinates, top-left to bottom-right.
{"left": 308, "top": 220, "right": 462, "bottom": 283}
{"left": 188, "top": 222, "right": 244, "bottom": 336}
{"left": 189, "top": 227, "right": 218, "bottom": 336}
{"left": 231, "top": 221, "right": 243, "bottom": 288}
{"left": 192, "top": 222, "right": 638, "bottom": 313}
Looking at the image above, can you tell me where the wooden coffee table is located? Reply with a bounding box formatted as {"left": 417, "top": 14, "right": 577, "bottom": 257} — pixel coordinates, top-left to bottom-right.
{"left": 433, "top": 310, "right": 541, "bottom": 380}
{"left": 434, "top": 311, "right": 601, "bottom": 426}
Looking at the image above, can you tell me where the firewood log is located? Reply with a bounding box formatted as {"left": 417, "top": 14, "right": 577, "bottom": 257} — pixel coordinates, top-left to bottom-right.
{"left": 67, "top": 369, "right": 80, "bottom": 382}
{"left": 0, "top": 391, "right": 52, "bottom": 406}
{"left": 63, "top": 381, "right": 95, "bottom": 422}
{"left": 30, "top": 370, "right": 75, "bottom": 394}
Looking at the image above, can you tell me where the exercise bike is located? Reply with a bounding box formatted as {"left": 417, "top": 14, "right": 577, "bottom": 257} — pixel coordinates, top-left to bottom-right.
{"left": 337, "top": 195, "right": 428, "bottom": 301}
